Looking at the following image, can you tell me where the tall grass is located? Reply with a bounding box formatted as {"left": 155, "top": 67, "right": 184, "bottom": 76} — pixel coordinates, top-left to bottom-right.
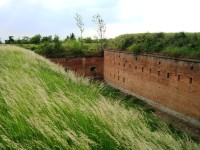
{"left": 0, "top": 45, "right": 199, "bottom": 149}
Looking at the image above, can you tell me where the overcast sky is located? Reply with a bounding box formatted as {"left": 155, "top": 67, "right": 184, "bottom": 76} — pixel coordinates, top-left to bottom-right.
{"left": 0, "top": 0, "right": 200, "bottom": 41}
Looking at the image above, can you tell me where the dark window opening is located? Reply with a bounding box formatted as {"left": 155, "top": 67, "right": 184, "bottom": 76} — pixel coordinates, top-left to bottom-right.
{"left": 189, "top": 78, "right": 193, "bottom": 84}
{"left": 158, "top": 71, "right": 160, "bottom": 76}
{"left": 66, "top": 59, "right": 68, "bottom": 62}
{"left": 90, "top": 67, "right": 97, "bottom": 76}
{"left": 118, "top": 76, "right": 120, "bottom": 80}
{"left": 149, "top": 69, "right": 151, "bottom": 74}
{"left": 123, "top": 78, "right": 125, "bottom": 83}
{"left": 136, "top": 57, "right": 137, "bottom": 61}
{"left": 191, "top": 66, "right": 193, "bottom": 70}
{"left": 135, "top": 66, "right": 137, "bottom": 70}
{"left": 142, "top": 67, "right": 144, "bottom": 72}
{"left": 159, "top": 61, "right": 161, "bottom": 65}
{"left": 167, "top": 73, "right": 170, "bottom": 78}
{"left": 74, "top": 69, "right": 77, "bottom": 73}
{"left": 178, "top": 75, "right": 180, "bottom": 81}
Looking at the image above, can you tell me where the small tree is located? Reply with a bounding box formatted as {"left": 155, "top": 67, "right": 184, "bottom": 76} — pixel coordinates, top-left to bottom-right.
{"left": 92, "top": 14, "right": 106, "bottom": 51}
{"left": 21, "top": 36, "right": 30, "bottom": 44}
{"left": 41, "top": 35, "right": 52, "bottom": 43}
{"left": 75, "top": 13, "right": 84, "bottom": 42}
{"left": 5, "top": 36, "right": 15, "bottom": 44}
{"left": 70, "top": 33, "right": 76, "bottom": 40}
{"left": 30, "top": 34, "right": 41, "bottom": 44}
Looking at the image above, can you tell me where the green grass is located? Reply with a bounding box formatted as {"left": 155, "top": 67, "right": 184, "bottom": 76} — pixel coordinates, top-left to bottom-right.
{"left": 107, "top": 32, "right": 200, "bottom": 59}
{"left": 17, "top": 40, "right": 103, "bottom": 58}
{"left": 0, "top": 45, "right": 199, "bottom": 149}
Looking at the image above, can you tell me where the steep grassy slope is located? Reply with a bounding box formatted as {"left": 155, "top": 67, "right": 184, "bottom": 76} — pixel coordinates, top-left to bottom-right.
{"left": 0, "top": 45, "right": 199, "bottom": 149}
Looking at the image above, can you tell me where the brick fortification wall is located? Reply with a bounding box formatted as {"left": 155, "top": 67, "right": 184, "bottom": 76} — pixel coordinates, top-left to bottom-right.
{"left": 104, "top": 50, "right": 200, "bottom": 127}
{"left": 50, "top": 57, "right": 104, "bottom": 78}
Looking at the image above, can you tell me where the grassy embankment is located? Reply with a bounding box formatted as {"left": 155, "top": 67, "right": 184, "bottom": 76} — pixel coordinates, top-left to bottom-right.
{"left": 107, "top": 32, "right": 200, "bottom": 59}
{"left": 17, "top": 39, "right": 102, "bottom": 58}
{"left": 0, "top": 45, "right": 199, "bottom": 149}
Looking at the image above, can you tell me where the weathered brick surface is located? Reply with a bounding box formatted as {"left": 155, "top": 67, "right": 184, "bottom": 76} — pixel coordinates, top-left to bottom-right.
{"left": 104, "top": 50, "right": 200, "bottom": 121}
{"left": 50, "top": 57, "right": 104, "bottom": 77}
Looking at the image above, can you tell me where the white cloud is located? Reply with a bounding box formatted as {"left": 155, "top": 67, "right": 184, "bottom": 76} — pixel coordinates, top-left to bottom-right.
{"left": 109, "top": 0, "right": 200, "bottom": 37}
{"left": 1, "top": 0, "right": 200, "bottom": 41}
{"left": 0, "top": 0, "right": 11, "bottom": 7}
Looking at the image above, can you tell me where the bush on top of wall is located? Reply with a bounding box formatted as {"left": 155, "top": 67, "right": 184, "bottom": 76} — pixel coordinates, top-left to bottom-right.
{"left": 107, "top": 32, "right": 200, "bottom": 59}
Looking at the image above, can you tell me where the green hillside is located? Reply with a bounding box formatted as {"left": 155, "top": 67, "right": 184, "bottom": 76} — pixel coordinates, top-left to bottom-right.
{"left": 107, "top": 32, "right": 200, "bottom": 59}
{"left": 0, "top": 45, "right": 199, "bottom": 149}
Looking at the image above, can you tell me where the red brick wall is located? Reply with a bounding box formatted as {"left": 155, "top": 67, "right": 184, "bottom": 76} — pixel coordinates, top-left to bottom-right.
{"left": 104, "top": 50, "right": 200, "bottom": 122}
{"left": 50, "top": 57, "right": 104, "bottom": 77}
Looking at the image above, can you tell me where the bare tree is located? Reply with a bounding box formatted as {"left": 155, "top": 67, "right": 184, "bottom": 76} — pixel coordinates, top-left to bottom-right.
{"left": 75, "top": 13, "right": 84, "bottom": 42}
{"left": 92, "top": 14, "right": 106, "bottom": 51}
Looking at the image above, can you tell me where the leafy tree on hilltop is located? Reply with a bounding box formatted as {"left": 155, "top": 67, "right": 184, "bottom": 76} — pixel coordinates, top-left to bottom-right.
{"left": 41, "top": 35, "right": 52, "bottom": 43}
{"left": 5, "top": 36, "right": 15, "bottom": 44}
{"left": 30, "top": 34, "right": 41, "bottom": 44}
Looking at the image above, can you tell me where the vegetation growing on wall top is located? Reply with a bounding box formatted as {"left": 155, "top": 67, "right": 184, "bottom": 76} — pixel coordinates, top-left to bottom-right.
{"left": 107, "top": 32, "right": 200, "bottom": 59}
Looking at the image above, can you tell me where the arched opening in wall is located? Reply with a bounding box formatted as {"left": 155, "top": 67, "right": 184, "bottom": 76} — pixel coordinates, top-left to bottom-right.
{"left": 191, "top": 66, "right": 193, "bottom": 70}
{"left": 90, "top": 66, "right": 97, "bottom": 76}
{"left": 189, "top": 78, "right": 193, "bottom": 84}
{"left": 178, "top": 75, "right": 181, "bottom": 81}
{"left": 149, "top": 69, "right": 152, "bottom": 74}
{"left": 135, "top": 66, "right": 137, "bottom": 70}
{"left": 142, "top": 67, "right": 144, "bottom": 72}
{"left": 159, "top": 61, "right": 161, "bottom": 65}
{"left": 167, "top": 73, "right": 170, "bottom": 78}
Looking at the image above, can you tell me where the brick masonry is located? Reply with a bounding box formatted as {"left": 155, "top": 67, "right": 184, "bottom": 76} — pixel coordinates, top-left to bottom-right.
{"left": 50, "top": 57, "right": 104, "bottom": 78}
{"left": 50, "top": 51, "right": 200, "bottom": 127}
{"left": 104, "top": 50, "right": 200, "bottom": 127}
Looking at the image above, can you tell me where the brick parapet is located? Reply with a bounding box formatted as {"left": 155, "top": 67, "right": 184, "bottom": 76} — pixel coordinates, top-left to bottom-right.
{"left": 104, "top": 50, "right": 200, "bottom": 125}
